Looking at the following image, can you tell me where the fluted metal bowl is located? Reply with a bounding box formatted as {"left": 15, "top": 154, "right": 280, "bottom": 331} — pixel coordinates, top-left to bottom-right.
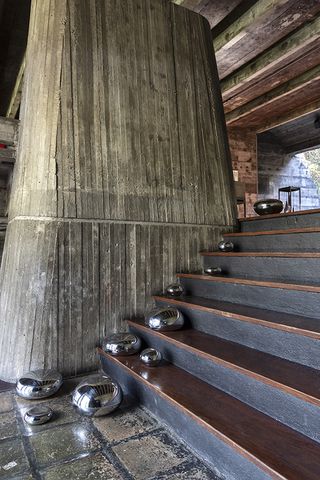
{"left": 165, "top": 283, "right": 184, "bottom": 297}
{"left": 140, "top": 348, "right": 162, "bottom": 367}
{"left": 72, "top": 374, "right": 123, "bottom": 417}
{"left": 254, "top": 199, "right": 283, "bottom": 216}
{"left": 145, "top": 307, "right": 184, "bottom": 331}
{"left": 204, "top": 267, "right": 222, "bottom": 276}
{"left": 24, "top": 406, "right": 53, "bottom": 426}
{"left": 218, "top": 241, "right": 234, "bottom": 252}
{"left": 16, "top": 369, "right": 63, "bottom": 399}
{"left": 102, "top": 332, "right": 142, "bottom": 356}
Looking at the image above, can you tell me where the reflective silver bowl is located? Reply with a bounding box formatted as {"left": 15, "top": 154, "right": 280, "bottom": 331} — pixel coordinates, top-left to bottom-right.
{"left": 254, "top": 199, "right": 283, "bottom": 216}
{"left": 218, "top": 240, "right": 234, "bottom": 252}
{"left": 72, "top": 374, "right": 123, "bottom": 417}
{"left": 16, "top": 369, "right": 63, "bottom": 399}
{"left": 140, "top": 348, "right": 162, "bottom": 367}
{"left": 145, "top": 307, "right": 184, "bottom": 331}
{"left": 24, "top": 406, "right": 53, "bottom": 425}
{"left": 204, "top": 267, "right": 223, "bottom": 276}
{"left": 165, "top": 283, "right": 184, "bottom": 297}
{"left": 102, "top": 332, "right": 142, "bottom": 356}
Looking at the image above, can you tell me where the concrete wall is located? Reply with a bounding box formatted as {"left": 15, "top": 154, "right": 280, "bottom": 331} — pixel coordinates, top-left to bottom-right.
{"left": 258, "top": 139, "right": 320, "bottom": 211}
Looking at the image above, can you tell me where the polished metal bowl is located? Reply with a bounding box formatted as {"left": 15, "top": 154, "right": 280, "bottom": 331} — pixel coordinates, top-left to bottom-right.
{"left": 16, "top": 370, "right": 63, "bottom": 399}
{"left": 165, "top": 283, "right": 184, "bottom": 297}
{"left": 218, "top": 240, "right": 234, "bottom": 252}
{"left": 102, "top": 332, "right": 142, "bottom": 356}
{"left": 140, "top": 348, "right": 162, "bottom": 367}
{"left": 24, "top": 406, "right": 53, "bottom": 425}
{"left": 254, "top": 199, "right": 283, "bottom": 216}
{"left": 145, "top": 307, "right": 184, "bottom": 331}
{"left": 204, "top": 267, "right": 223, "bottom": 276}
{"left": 72, "top": 374, "right": 123, "bottom": 417}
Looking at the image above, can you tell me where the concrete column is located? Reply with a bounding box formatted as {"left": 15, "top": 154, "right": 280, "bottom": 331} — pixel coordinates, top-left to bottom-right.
{"left": 0, "top": 0, "right": 236, "bottom": 381}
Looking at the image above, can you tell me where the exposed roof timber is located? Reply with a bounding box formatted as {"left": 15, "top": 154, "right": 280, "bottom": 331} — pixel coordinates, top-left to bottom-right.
{"left": 211, "top": 0, "right": 259, "bottom": 38}
{"left": 213, "top": 0, "right": 279, "bottom": 52}
{"left": 0, "top": 148, "right": 15, "bottom": 164}
{"left": 221, "top": 14, "right": 320, "bottom": 100}
{"left": 257, "top": 100, "right": 320, "bottom": 133}
{"left": 0, "top": 117, "right": 19, "bottom": 145}
{"left": 6, "top": 55, "right": 25, "bottom": 119}
{"left": 226, "top": 65, "right": 320, "bottom": 125}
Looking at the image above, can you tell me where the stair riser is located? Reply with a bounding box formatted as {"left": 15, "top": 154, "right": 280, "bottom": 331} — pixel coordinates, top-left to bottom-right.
{"left": 100, "top": 354, "right": 274, "bottom": 480}
{"left": 202, "top": 256, "right": 320, "bottom": 284}
{"left": 223, "top": 232, "right": 320, "bottom": 252}
{"left": 179, "top": 277, "right": 320, "bottom": 319}
{"left": 129, "top": 326, "right": 320, "bottom": 443}
{"left": 155, "top": 299, "right": 320, "bottom": 369}
{"left": 241, "top": 212, "right": 320, "bottom": 232}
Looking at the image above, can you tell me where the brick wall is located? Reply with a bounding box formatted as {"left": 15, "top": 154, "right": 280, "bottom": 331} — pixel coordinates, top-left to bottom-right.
{"left": 227, "top": 127, "right": 258, "bottom": 217}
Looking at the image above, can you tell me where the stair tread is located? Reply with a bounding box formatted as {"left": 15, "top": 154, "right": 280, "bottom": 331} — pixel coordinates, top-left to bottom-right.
{"left": 224, "top": 226, "right": 320, "bottom": 237}
{"left": 129, "top": 320, "right": 320, "bottom": 406}
{"left": 177, "top": 273, "right": 320, "bottom": 293}
{"left": 201, "top": 251, "right": 320, "bottom": 257}
{"left": 238, "top": 208, "right": 320, "bottom": 222}
{"left": 99, "top": 350, "right": 320, "bottom": 480}
{"left": 153, "top": 294, "right": 320, "bottom": 339}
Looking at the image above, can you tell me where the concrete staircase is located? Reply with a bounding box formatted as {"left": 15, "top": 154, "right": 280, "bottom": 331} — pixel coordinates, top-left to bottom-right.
{"left": 99, "top": 210, "right": 320, "bottom": 480}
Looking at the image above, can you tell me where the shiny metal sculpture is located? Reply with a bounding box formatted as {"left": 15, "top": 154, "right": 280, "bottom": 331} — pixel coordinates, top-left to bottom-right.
{"left": 16, "top": 369, "right": 63, "bottom": 399}
{"left": 72, "top": 374, "right": 123, "bottom": 416}
{"left": 218, "top": 240, "right": 234, "bottom": 252}
{"left": 165, "top": 283, "right": 184, "bottom": 297}
{"left": 145, "top": 307, "right": 184, "bottom": 331}
{"left": 140, "top": 348, "right": 162, "bottom": 366}
{"left": 204, "top": 266, "right": 223, "bottom": 276}
{"left": 102, "top": 332, "right": 142, "bottom": 356}
{"left": 254, "top": 199, "right": 283, "bottom": 216}
{"left": 24, "top": 406, "right": 53, "bottom": 425}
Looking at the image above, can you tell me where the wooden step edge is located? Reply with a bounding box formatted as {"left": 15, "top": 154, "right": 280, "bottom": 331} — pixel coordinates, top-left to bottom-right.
{"left": 238, "top": 208, "right": 320, "bottom": 222}
{"left": 153, "top": 295, "right": 320, "bottom": 341}
{"left": 98, "top": 348, "right": 288, "bottom": 480}
{"left": 200, "top": 252, "right": 320, "bottom": 258}
{"left": 128, "top": 321, "right": 320, "bottom": 409}
{"left": 224, "top": 227, "right": 320, "bottom": 237}
{"left": 177, "top": 273, "right": 320, "bottom": 293}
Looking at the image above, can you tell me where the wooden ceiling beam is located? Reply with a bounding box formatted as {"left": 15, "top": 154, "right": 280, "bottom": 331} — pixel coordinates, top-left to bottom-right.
{"left": 213, "top": 0, "right": 281, "bottom": 53}
{"left": 284, "top": 137, "right": 320, "bottom": 155}
{"left": 0, "top": 148, "right": 15, "bottom": 164}
{"left": 226, "top": 65, "right": 320, "bottom": 125}
{"left": 6, "top": 55, "right": 25, "bottom": 119}
{"left": 0, "top": 117, "right": 19, "bottom": 145}
{"left": 257, "top": 100, "right": 320, "bottom": 133}
{"left": 221, "top": 15, "right": 320, "bottom": 101}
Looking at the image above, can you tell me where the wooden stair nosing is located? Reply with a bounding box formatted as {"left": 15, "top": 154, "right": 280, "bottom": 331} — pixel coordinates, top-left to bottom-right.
{"left": 200, "top": 251, "right": 320, "bottom": 258}
{"left": 238, "top": 208, "right": 320, "bottom": 222}
{"left": 128, "top": 320, "right": 320, "bottom": 408}
{"left": 99, "top": 349, "right": 320, "bottom": 480}
{"left": 177, "top": 273, "right": 320, "bottom": 293}
{"left": 153, "top": 295, "right": 320, "bottom": 340}
{"left": 223, "top": 226, "right": 320, "bottom": 237}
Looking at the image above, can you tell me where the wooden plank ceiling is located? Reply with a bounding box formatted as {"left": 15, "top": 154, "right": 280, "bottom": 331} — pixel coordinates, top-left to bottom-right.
{"left": 175, "top": 0, "right": 320, "bottom": 133}
{"left": 1, "top": 1, "right": 320, "bottom": 142}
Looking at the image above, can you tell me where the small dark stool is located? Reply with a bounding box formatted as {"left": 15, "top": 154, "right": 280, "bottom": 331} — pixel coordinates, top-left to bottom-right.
{"left": 278, "top": 186, "right": 301, "bottom": 212}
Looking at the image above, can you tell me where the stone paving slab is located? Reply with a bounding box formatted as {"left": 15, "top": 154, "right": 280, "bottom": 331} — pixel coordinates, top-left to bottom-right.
{"left": 0, "top": 378, "right": 220, "bottom": 480}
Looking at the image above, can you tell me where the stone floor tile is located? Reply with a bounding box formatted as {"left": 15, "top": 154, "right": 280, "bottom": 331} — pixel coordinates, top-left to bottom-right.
{"left": 0, "top": 438, "right": 30, "bottom": 479}
{"left": 0, "top": 392, "right": 14, "bottom": 413}
{"left": 112, "top": 431, "right": 190, "bottom": 480}
{"left": 42, "top": 452, "right": 123, "bottom": 480}
{"left": 18, "top": 397, "right": 81, "bottom": 434}
{"left": 151, "top": 461, "right": 220, "bottom": 479}
{"left": 93, "top": 406, "right": 157, "bottom": 443}
{"left": 0, "top": 411, "right": 19, "bottom": 440}
{"left": 28, "top": 423, "right": 100, "bottom": 467}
